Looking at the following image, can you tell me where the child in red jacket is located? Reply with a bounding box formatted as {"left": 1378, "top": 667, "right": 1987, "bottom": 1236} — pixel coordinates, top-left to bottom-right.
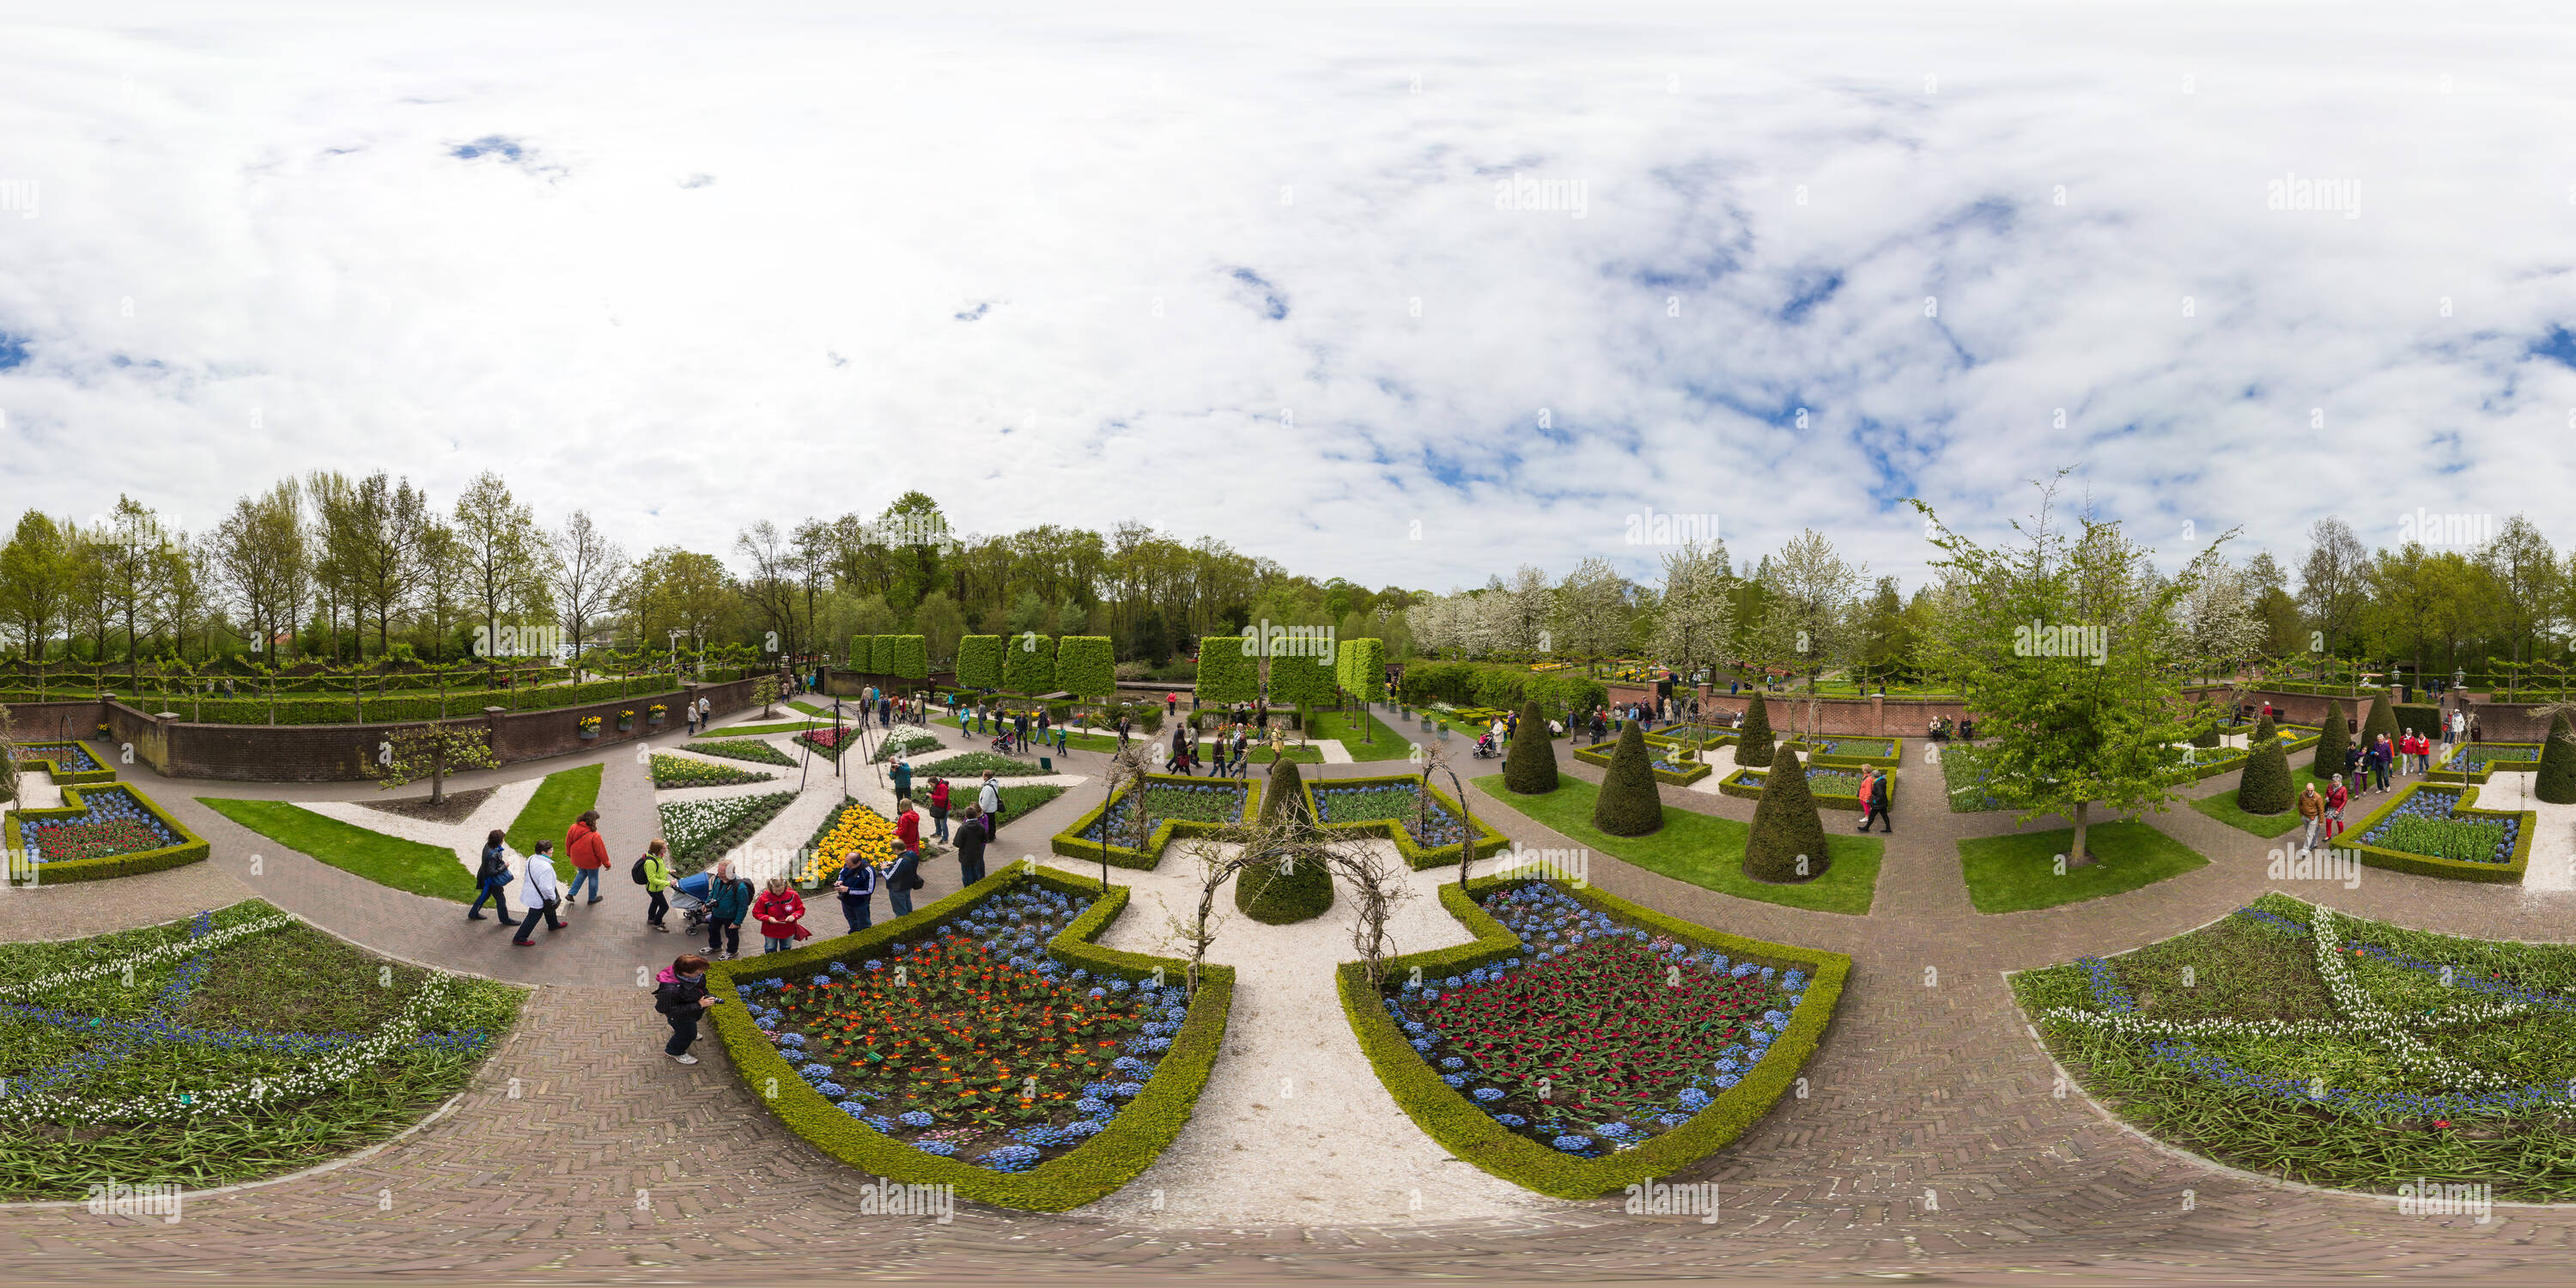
{"left": 752, "top": 879, "right": 810, "bottom": 954}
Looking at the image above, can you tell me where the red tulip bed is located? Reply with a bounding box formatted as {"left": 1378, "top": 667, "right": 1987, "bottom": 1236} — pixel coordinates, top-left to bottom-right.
{"left": 1378, "top": 882, "right": 1812, "bottom": 1157}
{"left": 797, "top": 726, "right": 860, "bottom": 761}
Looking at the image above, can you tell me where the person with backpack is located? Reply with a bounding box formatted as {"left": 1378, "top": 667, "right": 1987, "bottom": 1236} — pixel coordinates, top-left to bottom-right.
{"left": 752, "top": 878, "right": 810, "bottom": 953}
{"left": 891, "top": 755, "right": 914, "bottom": 803}
{"left": 977, "top": 772, "right": 1003, "bottom": 835}
{"left": 513, "top": 841, "right": 568, "bottom": 945}
{"left": 638, "top": 839, "right": 676, "bottom": 932}
{"left": 653, "top": 954, "right": 723, "bottom": 1065}
{"left": 884, "top": 841, "right": 924, "bottom": 918}
{"left": 955, "top": 805, "right": 990, "bottom": 885}
{"left": 564, "top": 810, "right": 611, "bottom": 906}
{"left": 702, "top": 860, "right": 752, "bottom": 959}
{"left": 834, "top": 848, "right": 878, "bottom": 933}
{"left": 927, "top": 776, "right": 952, "bottom": 842}
{"left": 469, "top": 829, "right": 518, "bottom": 925}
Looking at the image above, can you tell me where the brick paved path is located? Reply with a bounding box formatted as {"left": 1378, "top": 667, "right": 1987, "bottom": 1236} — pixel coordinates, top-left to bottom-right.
{"left": 3, "top": 707, "right": 2572, "bottom": 1282}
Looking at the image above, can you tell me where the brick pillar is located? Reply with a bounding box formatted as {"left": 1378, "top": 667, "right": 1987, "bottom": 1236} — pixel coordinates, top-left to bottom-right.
{"left": 1870, "top": 694, "right": 1884, "bottom": 736}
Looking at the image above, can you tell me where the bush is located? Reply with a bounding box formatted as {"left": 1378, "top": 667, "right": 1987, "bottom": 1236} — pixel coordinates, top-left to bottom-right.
{"left": 2190, "top": 722, "right": 2221, "bottom": 749}
{"left": 955, "top": 635, "right": 1002, "bottom": 690}
{"left": 2539, "top": 710, "right": 2576, "bottom": 805}
{"left": 1197, "top": 635, "right": 1257, "bottom": 704}
{"left": 1056, "top": 636, "right": 1115, "bottom": 700}
{"left": 889, "top": 635, "right": 928, "bottom": 681}
{"left": 1004, "top": 634, "right": 1057, "bottom": 695}
{"left": 1266, "top": 650, "right": 1338, "bottom": 713}
{"left": 875, "top": 635, "right": 902, "bottom": 679}
{"left": 2312, "top": 700, "right": 2349, "bottom": 776}
{"left": 845, "top": 635, "right": 872, "bottom": 674}
{"left": 2235, "top": 714, "right": 2293, "bottom": 814}
{"left": 1504, "top": 700, "right": 1558, "bottom": 794}
{"left": 1235, "top": 762, "right": 1333, "bottom": 922}
{"left": 1335, "top": 636, "right": 1388, "bottom": 705}
{"left": 2394, "top": 702, "right": 2442, "bottom": 739}
{"left": 1589, "top": 724, "right": 1664, "bottom": 836}
{"left": 1742, "top": 746, "right": 1829, "bottom": 883}
{"left": 1736, "top": 694, "right": 1775, "bottom": 767}
{"left": 2361, "top": 692, "right": 2399, "bottom": 747}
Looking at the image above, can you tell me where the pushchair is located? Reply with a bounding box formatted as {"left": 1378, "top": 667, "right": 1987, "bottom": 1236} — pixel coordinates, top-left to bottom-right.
{"left": 989, "top": 729, "right": 1017, "bottom": 755}
{"left": 670, "top": 871, "right": 714, "bottom": 935}
{"left": 1472, "top": 732, "right": 1501, "bottom": 760}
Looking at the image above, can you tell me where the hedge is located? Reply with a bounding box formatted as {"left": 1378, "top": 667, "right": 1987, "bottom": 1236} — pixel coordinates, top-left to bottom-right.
{"left": 1055, "top": 636, "right": 1115, "bottom": 699}
{"left": 2542, "top": 711, "right": 2576, "bottom": 805}
{"left": 1191, "top": 636, "right": 1253, "bottom": 705}
{"left": 873, "top": 635, "right": 902, "bottom": 680}
{"left": 0, "top": 674, "right": 690, "bottom": 727}
{"left": 1004, "top": 633, "right": 1057, "bottom": 696}
{"left": 1048, "top": 773, "right": 1263, "bottom": 869}
{"left": 1800, "top": 738, "right": 1905, "bottom": 770}
{"left": 955, "top": 635, "right": 1002, "bottom": 690}
{"left": 1715, "top": 762, "right": 1894, "bottom": 812}
{"left": 888, "top": 635, "right": 928, "bottom": 681}
{"left": 847, "top": 635, "right": 874, "bottom": 673}
{"left": 2333, "top": 780, "right": 2531, "bottom": 884}
{"left": 1335, "top": 876, "right": 1848, "bottom": 1199}
{"left": 704, "top": 866, "right": 1232, "bottom": 1211}
{"left": 3, "top": 781, "right": 210, "bottom": 883}
{"left": 1266, "top": 650, "right": 1338, "bottom": 711}
{"left": 5, "top": 745, "right": 118, "bottom": 787}
{"left": 1504, "top": 699, "right": 1559, "bottom": 793}
{"left": 1335, "top": 636, "right": 1388, "bottom": 704}
{"left": 1301, "top": 772, "right": 1511, "bottom": 871}
{"left": 2394, "top": 702, "right": 2443, "bottom": 739}
{"left": 1573, "top": 740, "right": 1712, "bottom": 786}
{"left": 1735, "top": 694, "right": 1775, "bottom": 767}
{"left": 1394, "top": 661, "right": 1604, "bottom": 723}
{"left": 2312, "top": 700, "right": 2350, "bottom": 777}
{"left": 2429, "top": 741, "right": 2545, "bottom": 785}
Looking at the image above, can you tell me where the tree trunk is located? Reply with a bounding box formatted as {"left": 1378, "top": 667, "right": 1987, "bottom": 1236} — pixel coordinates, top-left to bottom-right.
{"left": 2067, "top": 799, "right": 2095, "bottom": 868}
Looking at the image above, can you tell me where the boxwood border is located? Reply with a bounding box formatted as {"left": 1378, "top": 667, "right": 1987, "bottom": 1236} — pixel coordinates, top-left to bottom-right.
{"left": 1334, "top": 875, "right": 1849, "bottom": 1199}
{"left": 1571, "top": 740, "right": 1716, "bottom": 787}
{"left": 1301, "top": 772, "right": 1512, "bottom": 870}
{"left": 1047, "top": 773, "right": 1261, "bottom": 869}
{"left": 1716, "top": 764, "right": 1891, "bottom": 812}
{"left": 2337, "top": 780, "right": 2531, "bottom": 884}
{"left": 3, "top": 781, "right": 210, "bottom": 883}
{"left": 5, "top": 744, "right": 118, "bottom": 787}
{"left": 1795, "top": 737, "right": 1904, "bottom": 769}
{"left": 2429, "top": 741, "right": 2544, "bottom": 786}
{"left": 705, "top": 864, "right": 1233, "bottom": 1212}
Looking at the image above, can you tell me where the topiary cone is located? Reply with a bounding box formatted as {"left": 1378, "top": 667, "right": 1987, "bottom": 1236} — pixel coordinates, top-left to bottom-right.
{"left": 2312, "top": 700, "right": 2348, "bottom": 777}
{"left": 2235, "top": 714, "right": 2293, "bottom": 814}
{"left": 1504, "top": 700, "right": 1558, "bottom": 794}
{"left": 1743, "top": 745, "right": 1830, "bottom": 883}
{"left": 1736, "top": 693, "right": 1775, "bottom": 767}
{"left": 1590, "top": 723, "right": 1665, "bottom": 836}
{"left": 1236, "top": 756, "right": 1333, "bottom": 923}
{"left": 2361, "top": 692, "right": 2399, "bottom": 748}
{"left": 2537, "top": 710, "right": 2576, "bottom": 805}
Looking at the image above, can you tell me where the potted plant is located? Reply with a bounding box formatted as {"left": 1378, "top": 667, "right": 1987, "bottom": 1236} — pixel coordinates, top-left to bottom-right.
{"left": 617, "top": 708, "right": 636, "bottom": 732}
{"left": 579, "top": 715, "right": 603, "bottom": 740}
{"left": 648, "top": 703, "right": 668, "bottom": 726}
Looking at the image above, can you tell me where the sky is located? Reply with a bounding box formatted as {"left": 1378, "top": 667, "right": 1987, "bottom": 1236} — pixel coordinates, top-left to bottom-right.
{"left": 2, "top": 0, "right": 2573, "bottom": 597}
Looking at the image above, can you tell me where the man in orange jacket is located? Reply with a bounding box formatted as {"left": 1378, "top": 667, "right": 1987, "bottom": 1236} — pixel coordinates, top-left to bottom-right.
{"left": 565, "top": 810, "right": 611, "bottom": 906}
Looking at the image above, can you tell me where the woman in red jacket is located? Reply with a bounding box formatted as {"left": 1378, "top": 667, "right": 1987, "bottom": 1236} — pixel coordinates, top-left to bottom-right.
{"left": 927, "top": 777, "right": 951, "bottom": 842}
{"left": 2324, "top": 774, "right": 2349, "bottom": 841}
{"left": 751, "top": 878, "right": 810, "bottom": 954}
{"left": 563, "top": 811, "right": 611, "bottom": 906}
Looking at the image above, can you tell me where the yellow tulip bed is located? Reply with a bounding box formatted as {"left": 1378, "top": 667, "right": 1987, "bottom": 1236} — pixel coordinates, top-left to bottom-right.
{"left": 802, "top": 800, "right": 903, "bottom": 884}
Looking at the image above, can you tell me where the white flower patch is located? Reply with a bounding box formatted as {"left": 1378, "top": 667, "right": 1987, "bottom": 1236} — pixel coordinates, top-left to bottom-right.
{"left": 2308, "top": 908, "right": 2512, "bottom": 1092}
{"left": 0, "top": 914, "right": 300, "bottom": 1002}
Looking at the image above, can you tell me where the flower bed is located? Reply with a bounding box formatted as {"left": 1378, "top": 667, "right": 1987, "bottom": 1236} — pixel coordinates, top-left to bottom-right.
{"left": 0, "top": 901, "right": 524, "bottom": 1199}
{"left": 708, "top": 866, "right": 1231, "bottom": 1211}
{"left": 871, "top": 732, "right": 945, "bottom": 764}
{"left": 649, "top": 755, "right": 778, "bottom": 790}
{"left": 2340, "top": 781, "right": 2530, "bottom": 884}
{"left": 2162, "top": 724, "right": 2324, "bottom": 784}
{"left": 1306, "top": 775, "right": 1510, "bottom": 869}
{"left": 2433, "top": 741, "right": 2544, "bottom": 783}
{"left": 1339, "top": 876, "right": 1847, "bottom": 1198}
{"left": 802, "top": 799, "right": 902, "bottom": 884}
{"left": 1572, "top": 741, "right": 1712, "bottom": 785}
{"left": 2012, "top": 893, "right": 2576, "bottom": 1199}
{"left": 5, "top": 740, "right": 116, "bottom": 785}
{"left": 3, "top": 782, "right": 210, "bottom": 883}
{"left": 1800, "top": 737, "right": 1901, "bottom": 768}
{"left": 685, "top": 737, "right": 797, "bottom": 767}
{"left": 799, "top": 727, "right": 861, "bottom": 761}
{"left": 914, "top": 751, "right": 1057, "bottom": 779}
{"left": 659, "top": 791, "right": 798, "bottom": 875}
{"left": 1717, "top": 764, "right": 1887, "bottom": 811}
{"left": 1048, "top": 775, "right": 1257, "bottom": 869}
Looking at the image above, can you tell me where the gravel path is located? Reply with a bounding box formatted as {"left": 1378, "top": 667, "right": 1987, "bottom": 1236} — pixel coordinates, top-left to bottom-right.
{"left": 299, "top": 777, "right": 543, "bottom": 906}
{"left": 11, "top": 768, "right": 63, "bottom": 811}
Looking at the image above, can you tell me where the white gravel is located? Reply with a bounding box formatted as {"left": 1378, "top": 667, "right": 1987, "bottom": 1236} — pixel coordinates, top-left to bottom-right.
{"left": 10, "top": 768, "right": 64, "bottom": 811}
{"left": 2473, "top": 769, "right": 2576, "bottom": 895}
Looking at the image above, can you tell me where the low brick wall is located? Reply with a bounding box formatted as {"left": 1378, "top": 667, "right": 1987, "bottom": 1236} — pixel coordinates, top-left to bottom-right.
{"left": 1, "top": 702, "right": 101, "bottom": 744}
{"left": 86, "top": 676, "right": 762, "bottom": 782}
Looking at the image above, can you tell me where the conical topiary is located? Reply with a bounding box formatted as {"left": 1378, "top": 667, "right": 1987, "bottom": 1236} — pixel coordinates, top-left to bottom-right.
{"left": 2312, "top": 700, "right": 2349, "bottom": 777}
{"left": 1736, "top": 693, "right": 1775, "bottom": 767}
{"left": 1590, "top": 722, "right": 1665, "bottom": 836}
{"left": 2191, "top": 720, "right": 2222, "bottom": 749}
{"left": 1236, "top": 757, "right": 1333, "bottom": 923}
{"left": 1744, "top": 745, "right": 1831, "bottom": 883}
{"left": 2236, "top": 714, "right": 2293, "bottom": 814}
{"left": 2361, "top": 692, "right": 2399, "bottom": 749}
{"left": 2537, "top": 710, "right": 2576, "bottom": 805}
{"left": 1504, "top": 700, "right": 1558, "bottom": 794}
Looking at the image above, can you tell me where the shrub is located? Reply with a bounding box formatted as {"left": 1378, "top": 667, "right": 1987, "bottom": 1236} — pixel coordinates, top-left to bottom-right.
{"left": 2235, "top": 714, "right": 2293, "bottom": 814}
{"left": 1336, "top": 636, "right": 1388, "bottom": 706}
{"left": 2312, "top": 700, "right": 2348, "bottom": 776}
{"left": 1056, "top": 636, "right": 1115, "bottom": 699}
{"left": 2393, "top": 702, "right": 2442, "bottom": 739}
{"left": 1589, "top": 724, "right": 1663, "bottom": 836}
{"left": 1197, "top": 636, "right": 1257, "bottom": 704}
{"left": 956, "top": 635, "right": 1003, "bottom": 690}
{"left": 1736, "top": 694, "right": 1775, "bottom": 767}
{"left": 1742, "top": 745, "right": 1829, "bottom": 883}
{"left": 1504, "top": 700, "right": 1558, "bottom": 794}
{"left": 2190, "top": 722, "right": 2221, "bottom": 749}
{"left": 847, "top": 635, "right": 873, "bottom": 674}
{"left": 874, "top": 635, "right": 902, "bottom": 679}
{"left": 889, "top": 635, "right": 928, "bottom": 681}
{"left": 1235, "top": 761, "right": 1334, "bottom": 923}
{"left": 2361, "top": 692, "right": 2399, "bottom": 747}
{"left": 1266, "top": 650, "right": 1338, "bottom": 714}
{"left": 1004, "top": 633, "right": 1057, "bottom": 695}
{"left": 2539, "top": 710, "right": 2576, "bottom": 805}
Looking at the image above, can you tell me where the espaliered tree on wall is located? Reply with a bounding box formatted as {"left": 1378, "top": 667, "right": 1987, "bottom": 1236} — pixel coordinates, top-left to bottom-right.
{"left": 955, "top": 635, "right": 1002, "bottom": 690}
{"left": 367, "top": 721, "right": 500, "bottom": 807}
{"left": 1197, "top": 635, "right": 1257, "bottom": 707}
{"left": 1334, "top": 635, "right": 1387, "bottom": 743}
{"left": 1004, "top": 631, "right": 1056, "bottom": 695}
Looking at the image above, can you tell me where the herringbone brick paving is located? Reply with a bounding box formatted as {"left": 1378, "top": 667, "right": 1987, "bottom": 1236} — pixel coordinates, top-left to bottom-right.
{"left": 5, "top": 705, "right": 2574, "bottom": 1282}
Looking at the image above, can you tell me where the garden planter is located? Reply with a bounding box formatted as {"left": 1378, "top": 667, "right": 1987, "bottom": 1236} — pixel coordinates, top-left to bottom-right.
{"left": 648, "top": 714, "right": 665, "bottom": 726}
{"left": 580, "top": 728, "right": 600, "bottom": 740}
{"left": 617, "top": 720, "right": 633, "bottom": 732}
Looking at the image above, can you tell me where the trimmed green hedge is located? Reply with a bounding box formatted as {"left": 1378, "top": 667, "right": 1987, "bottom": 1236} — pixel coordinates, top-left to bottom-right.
{"left": 3, "top": 781, "right": 211, "bottom": 883}
{"left": 1335, "top": 636, "right": 1388, "bottom": 704}
{"left": 5, "top": 746, "right": 118, "bottom": 787}
{"left": 1301, "top": 772, "right": 1511, "bottom": 871}
{"left": 1266, "top": 650, "right": 1338, "bottom": 711}
{"left": 1716, "top": 763, "right": 1893, "bottom": 812}
{"left": 1799, "top": 738, "right": 1905, "bottom": 770}
{"left": 1196, "top": 635, "right": 1257, "bottom": 705}
{"left": 2336, "top": 780, "right": 2531, "bottom": 884}
{"left": 955, "top": 635, "right": 1002, "bottom": 690}
{"left": 888, "top": 635, "right": 928, "bottom": 681}
{"left": 1003, "top": 633, "right": 1057, "bottom": 695}
{"left": 1335, "top": 877, "right": 1847, "bottom": 1199}
{"left": 2429, "top": 741, "right": 2545, "bottom": 785}
{"left": 847, "top": 635, "right": 874, "bottom": 673}
{"left": 1048, "top": 773, "right": 1263, "bottom": 869}
{"left": 1055, "top": 636, "right": 1115, "bottom": 699}
{"left": 705, "top": 866, "right": 1232, "bottom": 1211}
{"left": 1572, "top": 740, "right": 1713, "bottom": 786}
{"left": 9, "top": 674, "right": 687, "bottom": 726}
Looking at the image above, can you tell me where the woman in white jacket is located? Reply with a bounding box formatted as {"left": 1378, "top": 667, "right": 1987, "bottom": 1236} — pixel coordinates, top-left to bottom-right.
{"left": 513, "top": 840, "right": 569, "bottom": 945}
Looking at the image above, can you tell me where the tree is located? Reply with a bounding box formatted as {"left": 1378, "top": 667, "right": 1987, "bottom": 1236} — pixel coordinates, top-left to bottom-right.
{"left": 455, "top": 471, "right": 552, "bottom": 662}
{"left": 2176, "top": 550, "right": 2267, "bottom": 687}
{"left": 367, "top": 722, "right": 500, "bottom": 806}
{"left": 2236, "top": 714, "right": 2293, "bottom": 815}
{"left": 845, "top": 634, "right": 874, "bottom": 673}
{"left": 1912, "top": 476, "right": 2212, "bottom": 866}
{"left": 956, "top": 635, "right": 1003, "bottom": 690}
{"left": 211, "top": 483, "right": 307, "bottom": 664}
{"left": 1743, "top": 745, "right": 1830, "bottom": 882}
{"left": 2537, "top": 710, "right": 2576, "bottom": 805}
{"left": 1198, "top": 635, "right": 1257, "bottom": 704}
{"left": 341, "top": 472, "right": 434, "bottom": 658}
{"left": 1504, "top": 698, "right": 1558, "bottom": 793}
{"left": 0, "top": 702, "right": 20, "bottom": 807}
{"left": 2298, "top": 517, "right": 2367, "bottom": 668}
{"left": 1551, "top": 557, "right": 1630, "bottom": 665}
{"left": 1056, "top": 635, "right": 1116, "bottom": 701}
{"left": 1590, "top": 722, "right": 1663, "bottom": 836}
{"left": 1334, "top": 635, "right": 1387, "bottom": 743}
{"left": 1004, "top": 630, "right": 1056, "bottom": 694}
{"left": 1736, "top": 692, "right": 1775, "bottom": 766}
{"left": 914, "top": 591, "right": 967, "bottom": 667}
{"left": 2313, "top": 699, "right": 2349, "bottom": 778}
{"left": 889, "top": 635, "right": 929, "bottom": 682}
{"left": 1653, "top": 540, "right": 1735, "bottom": 680}
{"left": 549, "top": 509, "right": 626, "bottom": 665}
{"left": 1, "top": 511, "right": 71, "bottom": 661}
{"left": 2479, "top": 515, "right": 2562, "bottom": 696}
{"left": 2360, "top": 691, "right": 2399, "bottom": 749}
{"left": 1265, "top": 647, "right": 1338, "bottom": 745}
{"left": 1757, "top": 529, "right": 1866, "bottom": 739}
{"left": 99, "top": 496, "right": 162, "bottom": 663}
{"left": 1234, "top": 757, "right": 1334, "bottom": 923}
{"left": 1129, "top": 605, "right": 1171, "bottom": 666}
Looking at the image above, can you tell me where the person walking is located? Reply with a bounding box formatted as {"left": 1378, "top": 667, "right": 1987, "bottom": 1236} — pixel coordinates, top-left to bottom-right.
{"left": 1857, "top": 767, "right": 1893, "bottom": 834}
{"left": 1014, "top": 709, "right": 1030, "bottom": 753}
{"left": 955, "top": 805, "right": 990, "bottom": 885}
{"left": 834, "top": 848, "right": 877, "bottom": 933}
{"left": 2372, "top": 733, "right": 2394, "bottom": 792}
{"left": 469, "top": 829, "right": 518, "bottom": 925}
{"left": 2343, "top": 741, "right": 2365, "bottom": 793}
{"left": 885, "top": 841, "right": 924, "bottom": 918}
{"left": 878, "top": 693, "right": 892, "bottom": 729}
{"left": 891, "top": 755, "right": 914, "bottom": 803}
{"left": 978, "top": 771, "right": 1002, "bottom": 835}
{"left": 653, "top": 954, "right": 723, "bottom": 1065}
{"left": 1036, "top": 707, "right": 1051, "bottom": 748}
{"left": 1054, "top": 720, "right": 1069, "bottom": 756}
{"left": 895, "top": 799, "right": 922, "bottom": 861}
{"left": 2324, "top": 774, "right": 2349, "bottom": 841}
{"left": 752, "top": 878, "right": 810, "bottom": 953}
{"left": 1170, "top": 726, "right": 1190, "bottom": 776}
{"left": 1116, "top": 713, "right": 1131, "bottom": 749}
{"left": 513, "top": 841, "right": 567, "bottom": 945}
{"left": 2470, "top": 716, "right": 2485, "bottom": 744}
{"left": 927, "top": 776, "right": 952, "bottom": 842}
{"left": 641, "top": 840, "right": 676, "bottom": 932}
{"left": 703, "top": 860, "right": 752, "bottom": 959}
{"left": 2297, "top": 782, "right": 2326, "bottom": 854}
{"left": 565, "top": 810, "right": 611, "bottom": 906}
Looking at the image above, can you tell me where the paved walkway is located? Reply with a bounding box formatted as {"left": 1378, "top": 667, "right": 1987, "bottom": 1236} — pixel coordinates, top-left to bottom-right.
{"left": 3, "top": 706, "right": 2573, "bottom": 1281}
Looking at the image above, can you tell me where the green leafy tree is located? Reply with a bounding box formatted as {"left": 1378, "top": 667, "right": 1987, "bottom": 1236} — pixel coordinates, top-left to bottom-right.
{"left": 1335, "top": 635, "right": 1387, "bottom": 743}
{"left": 1197, "top": 635, "right": 1257, "bottom": 704}
{"left": 1504, "top": 698, "right": 1558, "bottom": 794}
{"left": 1590, "top": 723, "right": 1663, "bottom": 835}
{"left": 955, "top": 635, "right": 1002, "bottom": 690}
{"left": 2236, "top": 714, "right": 2293, "bottom": 814}
{"left": 1056, "top": 635, "right": 1116, "bottom": 699}
{"left": 890, "top": 635, "right": 928, "bottom": 681}
{"left": 1128, "top": 605, "right": 1171, "bottom": 666}
{"left": 1743, "top": 745, "right": 1830, "bottom": 882}
{"left": 1265, "top": 648, "right": 1338, "bottom": 745}
{"left": 1004, "top": 630, "right": 1057, "bottom": 694}
{"left": 873, "top": 635, "right": 901, "bottom": 678}
{"left": 367, "top": 722, "right": 500, "bottom": 806}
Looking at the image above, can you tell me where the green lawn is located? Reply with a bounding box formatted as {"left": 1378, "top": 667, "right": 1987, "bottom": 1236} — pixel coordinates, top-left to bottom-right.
{"left": 199, "top": 798, "right": 483, "bottom": 902}
{"left": 2189, "top": 768, "right": 2335, "bottom": 839}
{"left": 1954, "top": 819, "right": 2208, "bottom": 914}
{"left": 1467, "top": 774, "right": 1881, "bottom": 914}
{"left": 506, "top": 763, "right": 602, "bottom": 858}
{"left": 706, "top": 719, "right": 836, "bottom": 735}
{"left": 1308, "top": 709, "right": 1413, "bottom": 762}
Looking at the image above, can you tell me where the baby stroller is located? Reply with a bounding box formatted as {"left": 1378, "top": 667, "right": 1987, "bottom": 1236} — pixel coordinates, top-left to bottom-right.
{"left": 989, "top": 729, "right": 1017, "bottom": 755}
{"left": 670, "top": 871, "right": 715, "bottom": 935}
{"left": 1472, "top": 732, "right": 1501, "bottom": 759}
